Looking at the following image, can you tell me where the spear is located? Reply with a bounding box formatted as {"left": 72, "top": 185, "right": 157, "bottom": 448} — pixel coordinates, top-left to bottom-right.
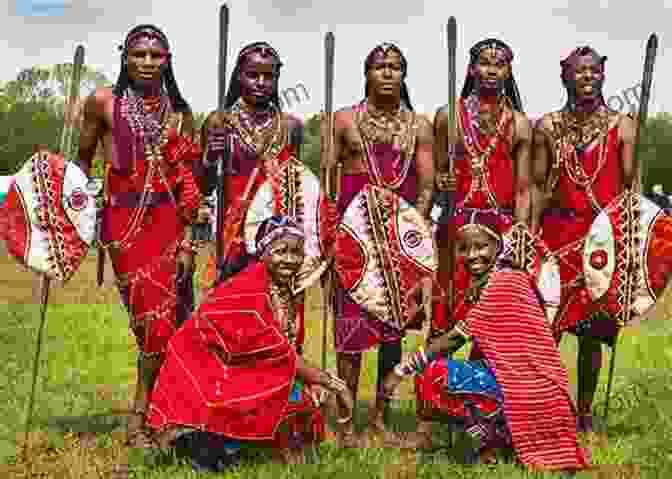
{"left": 603, "top": 33, "right": 658, "bottom": 427}
{"left": 215, "top": 3, "right": 230, "bottom": 284}
{"left": 23, "top": 44, "right": 85, "bottom": 453}
{"left": 443, "top": 16, "right": 458, "bottom": 312}
{"left": 321, "top": 31, "right": 336, "bottom": 371}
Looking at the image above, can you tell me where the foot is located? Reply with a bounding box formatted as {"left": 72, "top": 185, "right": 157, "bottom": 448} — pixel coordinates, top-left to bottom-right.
{"left": 126, "top": 411, "right": 157, "bottom": 449}
{"left": 366, "top": 403, "right": 403, "bottom": 447}
{"left": 398, "top": 430, "right": 432, "bottom": 450}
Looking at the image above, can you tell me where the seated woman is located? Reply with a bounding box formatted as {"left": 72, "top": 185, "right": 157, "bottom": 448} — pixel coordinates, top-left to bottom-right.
{"left": 146, "top": 216, "right": 353, "bottom": 471}
{"left": 383, "top": 209, "right": 590, "bottom": 472}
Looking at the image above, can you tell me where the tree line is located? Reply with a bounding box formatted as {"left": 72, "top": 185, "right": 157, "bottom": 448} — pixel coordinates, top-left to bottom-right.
{"left": 0, "top": 63, "right": 669, "bottom": 193}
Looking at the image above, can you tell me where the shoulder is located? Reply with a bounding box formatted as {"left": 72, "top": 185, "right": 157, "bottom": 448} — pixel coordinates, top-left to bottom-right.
{"left": 203, "top": 109, "right": 233, "bottom": 129}
{"left": 433, "top": 103, "right": 451, "bottom": 126}
{"left": 413, "top": 112, "right": 433, "bottom": 140}
{"left": 614, "top": 110, "right": 635, "bottom": 141}
{"left": 535, "top": 111, "right": 558, "bottom": 135}
{"left": 282, "top": 112, "right": 304, "bottom": 130}
{"left": 512, "top": 110, "right": 532, "bottom": 139}
{"left": 85, "top": 86, "right": 113, "bottom": 113}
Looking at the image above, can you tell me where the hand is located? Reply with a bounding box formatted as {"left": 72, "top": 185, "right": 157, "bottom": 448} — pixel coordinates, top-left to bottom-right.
{"left": 320, "top": 111, "right": 338, "bottom": 169}
{"left": 176, "top": 249, "right": 194, "bottom": 283}
{"left": 436, "top": 172, "right": 457, "bottom": 192}
{"left": 382, "top": 370, "right": 403, "bottom": 399}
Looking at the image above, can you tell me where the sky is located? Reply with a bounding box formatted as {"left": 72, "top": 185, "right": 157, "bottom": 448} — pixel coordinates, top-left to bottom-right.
{"left": 1, "top": 0, "right": 670, "bottom": 120}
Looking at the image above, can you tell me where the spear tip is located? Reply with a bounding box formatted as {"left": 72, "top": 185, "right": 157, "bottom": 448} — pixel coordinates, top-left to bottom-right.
{"left": 647, "top": 33, "right": 658, "bottom": 50}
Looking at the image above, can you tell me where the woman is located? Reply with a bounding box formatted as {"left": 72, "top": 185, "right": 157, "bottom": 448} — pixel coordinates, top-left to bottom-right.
{"left": 147, "top": 216, "right": 353, "bottom": 470}
{"left": 382, "top": 208, "right": 590, "bottom": 472}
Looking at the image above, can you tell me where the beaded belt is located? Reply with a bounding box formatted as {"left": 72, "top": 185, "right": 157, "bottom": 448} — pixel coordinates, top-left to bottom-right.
{"left": 109, "top": 192, "right": 173, "bottom": 208}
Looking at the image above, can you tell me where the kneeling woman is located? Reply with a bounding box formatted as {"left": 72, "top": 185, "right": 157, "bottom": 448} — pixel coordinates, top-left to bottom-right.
{"left": 147, "top": 216, "right": 353, "bottom": 470}
{"left": 383, "top": 209, "right": 590, "bottom": 471}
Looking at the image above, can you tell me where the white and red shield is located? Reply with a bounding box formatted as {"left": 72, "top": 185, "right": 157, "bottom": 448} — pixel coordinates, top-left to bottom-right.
{"left": 243, "top": 154, "right": 328, "bottom": 294}
{"left": 0, "top": 152, "right": 97, "bottom": 282}
{"left": 583, "top": 191, "right": 672, "bottom": 326}
{"left": 501, "top": 223, "right": 562, "bottom": 323}
{"left": 335, "top": 185, "right": 437, "bottom": 331}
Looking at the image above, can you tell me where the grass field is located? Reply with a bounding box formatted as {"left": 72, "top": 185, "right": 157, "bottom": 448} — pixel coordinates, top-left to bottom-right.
{"left": 1, "top": 243, "right": 672, "bottom": 478}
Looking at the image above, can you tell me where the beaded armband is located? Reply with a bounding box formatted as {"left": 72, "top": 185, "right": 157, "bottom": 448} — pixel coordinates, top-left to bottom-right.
{"left": 178, "top": 238, "right": 199, "bottom": 254}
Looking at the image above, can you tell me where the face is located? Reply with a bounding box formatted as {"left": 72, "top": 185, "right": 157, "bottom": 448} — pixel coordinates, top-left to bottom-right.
{"left": 263, "top": 236, "right": 305, "bottom": 286}
{"left": 239, "top": 51, "right": 279, "bottom": 106}
{"left": 457, "top": 227, "right": 499, "bottom": 277}
{"left": 472, "top": 47, "right": 511, "bottom": 91}
{"left": 366, "top": 49, "right": 403, "bottom": 98}
{"left": 126, "top": 35, "right": 168, "bottom": 86}
{"left": 569, "top": 54, "right": 604, "bottom": 99}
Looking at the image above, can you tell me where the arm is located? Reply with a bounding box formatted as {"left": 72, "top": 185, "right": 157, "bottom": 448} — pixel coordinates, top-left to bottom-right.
{"left": 198, "top": 111, "right": 222, "bottom": 196}
{"left": 414, "top": 114, "right": 435, "bottom": 219}
{"left": 320, "top": 109, "right": 346, "bottom": 197}
{"left": 512, "top": 112, "right": 533, "bottom": 226}
{"left": 530, "top": 116, "right": 554, "bottom": 234}
{"left": 77, "top": 90, "right": 106, "bottom": 177}
{"left": 619, "top": 114, "right": 637, "bottom": 189}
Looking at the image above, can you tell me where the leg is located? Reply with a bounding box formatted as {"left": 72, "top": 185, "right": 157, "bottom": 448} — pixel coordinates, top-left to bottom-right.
{"left": 128, "top": 352, "right": 163, "bottom": 448}
{"left": 335, "top": 352, "right": 362, "bottom": 447}
{"left": 577, "top": 335, "right": 603, "bottom": 432}
{"left": 368, "top": 340, "right": 403, "bottom": 444}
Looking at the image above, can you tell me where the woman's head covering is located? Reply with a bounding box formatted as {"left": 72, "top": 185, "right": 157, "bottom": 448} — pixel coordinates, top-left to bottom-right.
{"left": 363, "top": 43, "right": 413, "bottom": 111}
{"left": 254, "top": 216, "right": 305, "bottom": 259}
{"left": 451, "top": 208, "right": 514, "bottom": 268}
{"left": 225, "top": 41, "right": 284, "bottom": 110}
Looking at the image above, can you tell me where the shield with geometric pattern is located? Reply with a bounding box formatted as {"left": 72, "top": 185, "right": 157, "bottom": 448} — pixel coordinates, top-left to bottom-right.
{"left": 0, "top": 152, "right": 97, "bottom": 283}
{"left": 243, "top": 153, "right": 328, "bottom": 294}
{"left": 334, "top": 184, "right": 438, "bottom": 331}
{"left": 583, "top": 190, "right": 672, "bottom": 326}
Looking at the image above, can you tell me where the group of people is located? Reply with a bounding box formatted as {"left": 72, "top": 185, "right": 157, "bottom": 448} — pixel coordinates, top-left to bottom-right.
{"left": 69, "top": 22, "right": 647, "bottom": 473}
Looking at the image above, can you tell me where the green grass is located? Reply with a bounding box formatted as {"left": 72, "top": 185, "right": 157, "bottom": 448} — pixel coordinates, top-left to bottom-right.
{"left": 2, "top": 282, "right": 672, "bottom": 477}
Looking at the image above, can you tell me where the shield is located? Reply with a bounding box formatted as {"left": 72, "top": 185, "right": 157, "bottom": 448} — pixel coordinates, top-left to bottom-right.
{"left": 502, "top": 223, "right": 561, "bottom": 323}
{"left": 335, "top": 184, "right": 438, "bottom": 330}
{"left": 583, "top": 190, "right": 672, "bottom": 326}
{"left": 0, "top": 152, "right": 97, "bottom": 282}
{"left": 243, "top": 153, "right": 328, "bottom": 294}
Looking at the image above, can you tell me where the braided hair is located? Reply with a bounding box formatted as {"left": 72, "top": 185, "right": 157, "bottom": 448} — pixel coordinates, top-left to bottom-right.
{"left": 363, "top": 43, "right": 414, "bottom": 111}
{"left": 460, "top": 38, "right": 523, "bottom": 112}
{"left": 224, "top": 42, "right": 284, "bottom": 110}
{"left": 113, "top": 24, "right": 190, "bottom": 113}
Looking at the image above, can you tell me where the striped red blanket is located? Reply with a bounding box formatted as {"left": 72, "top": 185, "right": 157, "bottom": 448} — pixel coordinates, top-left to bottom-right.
{"left": 468, "top": 269, "right": 591, "bottom": 471}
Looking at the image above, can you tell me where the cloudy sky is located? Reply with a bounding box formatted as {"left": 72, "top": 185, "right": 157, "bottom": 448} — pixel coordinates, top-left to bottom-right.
{"left": 1, "top": 0, "right": 670, "bottom": 119}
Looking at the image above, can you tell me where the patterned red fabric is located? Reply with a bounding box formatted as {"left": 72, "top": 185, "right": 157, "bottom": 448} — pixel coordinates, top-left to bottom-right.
{"left": 542, "top": 125, "right": 623, "bottom": 337}
{"left": 454, "top": 98, "right": 516, "bottom": 210}
{"left": 646, "top": 214, "right": 672, "bottom": 296}
{"left": 147, "top": 262, "right": 322, "bottom": 441}
{"left": 104, "top": 126, "right": 202, "bottom": 356}
{"left": 415, "top": 358, "right": 499, "bottom": 416}
{"left": 467, "top": 270, "right": 590, "bottom": 470}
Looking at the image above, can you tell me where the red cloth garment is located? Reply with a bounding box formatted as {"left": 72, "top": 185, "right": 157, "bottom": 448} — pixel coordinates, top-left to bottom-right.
{"left": 541, "top": 124, "right": 623, "bottom": 338}
{"left": 467, "top": 269, "right": 590, "bottom": 470}
{"left": 103, "top": 109, "right": 202, "bottom": 356}
{"left": 433, "top": 98, "right": 516, "bottom": 334}
{"left": 147, "top": 261, "right": 323, "bottom": 442}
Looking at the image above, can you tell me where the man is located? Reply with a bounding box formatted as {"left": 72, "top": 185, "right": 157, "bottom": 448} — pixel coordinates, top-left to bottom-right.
{"left": 77, "top": 24, "right": 202, "bottom": 447}
{"left": 147, "top": 216, "right": 353, "bottom": 470}
{"left": 534, "top": 46, "right": 637, "bottom": 433}
{"left": 382, "top": 209, "right": 590, "bottom": 471}
{"left": 423, "top": 38, "right": 534, "bottom": 443}
{"left": 322, "top": 43, "right": 434, "bottom": 445}
{"left": 199, "top": 42, "right": 304, "bottom": 285}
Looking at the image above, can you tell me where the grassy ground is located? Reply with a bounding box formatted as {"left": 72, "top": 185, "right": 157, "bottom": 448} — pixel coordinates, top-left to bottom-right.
{"left": 1, "top": 243, "right": 672, "bottom": 477}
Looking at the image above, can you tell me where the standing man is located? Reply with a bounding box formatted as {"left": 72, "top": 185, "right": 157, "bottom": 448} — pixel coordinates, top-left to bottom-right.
{"left": 199, "top": 42, "right": 305, "bottom": 284}
{"left": 534, "top": 46, "right": 637, "bottom": 433}
{"left": 77, "top": 24, "right": 202, "bottom": 448}
{"left": 322, "top": 43, "right": 434, "bottom": 446}
{"left": 421, "top": 39, "right": 533, "bottom": 444}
